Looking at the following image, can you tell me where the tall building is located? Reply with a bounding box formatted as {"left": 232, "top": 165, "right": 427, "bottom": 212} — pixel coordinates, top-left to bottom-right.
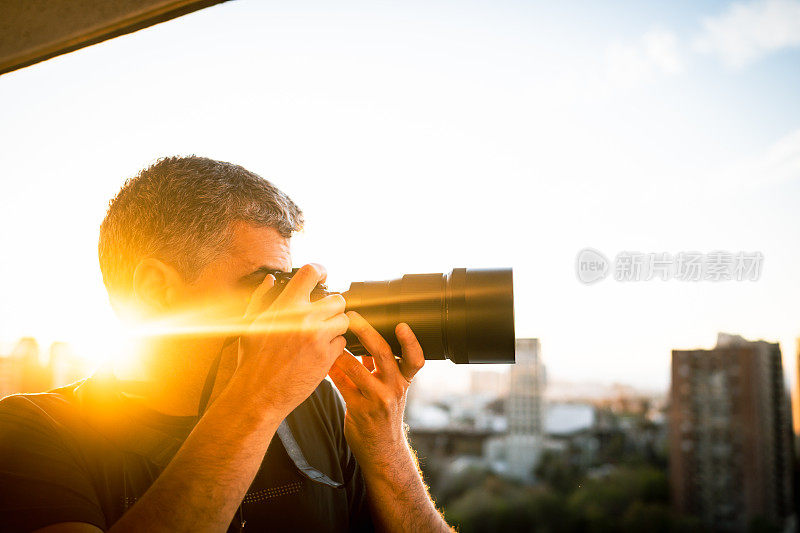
{"left": 0, "top": 354, "right": 19, "bottom": 398}
{"left": 505, "top": 338, "right": 546, "bottom": 482}
{"left": 670, "top": 333, "right": 794, "bottom": 531}
{"left": 12, "top": 337, "right": 51, "bottom": 393}
{"left": 469, "top": 369, "right": 509, "bottom": 397}
{"left": 794, "top": 338, "right": 800, "bottom": 437}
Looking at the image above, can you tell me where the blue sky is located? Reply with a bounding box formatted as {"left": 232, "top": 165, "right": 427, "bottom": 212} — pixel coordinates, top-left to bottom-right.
{"left": 0, "top": 0, "right": 798, "bottom": 391}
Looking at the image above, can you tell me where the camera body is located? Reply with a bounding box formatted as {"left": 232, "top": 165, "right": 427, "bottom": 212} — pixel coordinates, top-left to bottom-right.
{"left": 269, "top": 269, "right": 334, "bottom": 301}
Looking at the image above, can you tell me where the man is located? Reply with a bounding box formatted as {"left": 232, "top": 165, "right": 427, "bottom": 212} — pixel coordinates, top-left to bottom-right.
{"left": 0, "top": 156, "right": 452, "bottom": 532}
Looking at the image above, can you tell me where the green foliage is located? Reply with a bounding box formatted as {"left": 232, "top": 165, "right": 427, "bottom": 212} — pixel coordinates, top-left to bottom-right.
{"left": 438, "top": 464, "right": 702, "bottom": 533}
{"left": 621, "top": 501, "right": 707, "bottom": 533}
{"left": 566, "top": 466, "right": 674, "bottom": 532}
{"left": 444, "top": 477, "right": 573, "bottom": 533}
{"left": 534, "top": 449, "right": 584, "bottom": 495}
{"left": 435, "top": 464, "right": 496, "bottom": 508}
{"left": 747, "top": 515, "right": 782, "bottom": 533}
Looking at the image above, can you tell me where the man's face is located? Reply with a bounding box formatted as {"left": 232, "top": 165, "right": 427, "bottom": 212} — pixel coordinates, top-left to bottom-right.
{"left": 166, "top": 221, "right": 293, "bottom": 339}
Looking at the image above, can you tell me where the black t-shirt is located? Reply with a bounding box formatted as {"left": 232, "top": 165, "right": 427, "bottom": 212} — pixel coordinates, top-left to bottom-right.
{"left": 0, "top": 375, "right": 373, "bottom": 532}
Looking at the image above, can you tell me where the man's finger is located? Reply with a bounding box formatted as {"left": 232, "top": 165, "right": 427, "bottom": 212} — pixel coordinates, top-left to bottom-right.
{"left": 328, "top": 365, "right": 364, "bottom": 405}
{"left": 396, "top": 322, "right": 425, "bottom": 383}
{"left": 311, "top": 293, "right": 347, "bottom": 320}
{"left": 346, "top": 312, "right": 398, "bottom": 377}
{"left": 244, "top": 274, "right": 276, "bottom": 319}
{"left": 333, "top": 350, "right": 377, "bottom": 395}
{"left": 323, "top": 314, "right": 350, "bottom": 338}
{"left": 275, "top": 263, "right": 326, "bottom": 303}
{"left": 328, "top": 335, "right": 347, "bottom": 361}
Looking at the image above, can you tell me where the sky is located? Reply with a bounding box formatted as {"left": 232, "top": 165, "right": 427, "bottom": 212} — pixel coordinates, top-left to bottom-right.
{"left": 0, "top": 0, "right": 799, "bottom": 392}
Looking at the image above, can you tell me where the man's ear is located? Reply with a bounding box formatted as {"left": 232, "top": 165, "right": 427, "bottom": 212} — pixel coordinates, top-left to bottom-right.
{"left": 132, "top": 258, "right": 185, "bottom": 312}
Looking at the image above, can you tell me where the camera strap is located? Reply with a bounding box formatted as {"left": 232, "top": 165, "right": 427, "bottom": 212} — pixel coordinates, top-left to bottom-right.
{"left": 196, "top": 336, "right": 235, "bottom": 418}
{"left": 276, "top": 420, "right": 342, "bottom": 488}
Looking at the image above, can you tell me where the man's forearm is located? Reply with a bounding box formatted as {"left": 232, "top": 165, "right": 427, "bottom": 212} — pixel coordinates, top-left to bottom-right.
{"left": 327, "top": 316, "right": 451, "bottom": 532}
{"left": 108, "top": 376, "right": 284, "bottom": 532}
{"left": 361, "top": 438, "right": 452, "bottom": 533}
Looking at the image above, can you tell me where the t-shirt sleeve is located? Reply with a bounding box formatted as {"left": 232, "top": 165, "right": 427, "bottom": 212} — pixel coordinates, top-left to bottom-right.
{"left": 0, "top": 394, "right": 107, "bottom": 531}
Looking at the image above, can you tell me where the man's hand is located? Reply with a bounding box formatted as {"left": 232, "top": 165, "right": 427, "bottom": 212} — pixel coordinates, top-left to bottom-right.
{"left": 105, "top": 266, "right": 349, "bottom": 533}
{"left": 232, "top": 263, "right": 349, "bottom": 417}
{"left": 328, "top": 312, "right": 452, "bottom": 533}
{"left": 328, "top": 312, "right": 423, "bottom": 471}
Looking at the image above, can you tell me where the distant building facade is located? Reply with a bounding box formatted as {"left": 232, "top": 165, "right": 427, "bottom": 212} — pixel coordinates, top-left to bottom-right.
{"left": 794, "top": 338, "right": 800, "bottom": 437}
{"left": 0, "top": 338, "right": 87, "bottom": 398}
{"left": 505, "top": 338, "right": 546, "bottom": 482}
{"left": 2, "top": 337, "right": 50, "bottom": 396}
{"left": 670, "top": 333, "right": 794, "bottom": 531}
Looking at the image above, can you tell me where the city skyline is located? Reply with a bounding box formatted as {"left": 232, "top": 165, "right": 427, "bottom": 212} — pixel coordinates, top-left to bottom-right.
{"left": 0, "top": 331, "right": 785, "bottom": 401}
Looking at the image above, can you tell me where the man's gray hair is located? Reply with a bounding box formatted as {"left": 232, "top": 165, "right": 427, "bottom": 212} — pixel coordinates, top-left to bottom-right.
{"left": 99, "top": 155, "right": 303, "bottom": 303}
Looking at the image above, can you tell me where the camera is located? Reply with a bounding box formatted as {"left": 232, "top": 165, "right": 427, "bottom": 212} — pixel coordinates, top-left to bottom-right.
{"left": 267, "top": 268, "right": 515, "bottom": 364}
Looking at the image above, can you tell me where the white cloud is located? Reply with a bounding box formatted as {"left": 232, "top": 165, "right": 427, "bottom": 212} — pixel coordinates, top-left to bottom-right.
{"left": 694, "top": 0, "right": 800, "bottom": 68}
{"left": 703, "top": 127, "right": 800, "bottom": 190}
{"left": 746, "top": 127, "right": 800, "bottom": 185}
{"left": 602, "top": 0, "right": 800, "bottom": 88}
{"left": 642, "top": 30, "right": 684, "bottom": 75}
{"left": 604, "top": 29, "right": 683, "bottom": 88}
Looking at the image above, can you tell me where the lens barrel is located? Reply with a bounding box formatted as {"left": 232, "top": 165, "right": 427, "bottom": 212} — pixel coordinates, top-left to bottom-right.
{"left": 342, "top": 268, "right": 515, "bottom": 364}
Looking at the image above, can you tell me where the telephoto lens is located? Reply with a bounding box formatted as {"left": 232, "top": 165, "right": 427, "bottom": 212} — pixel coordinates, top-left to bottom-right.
{"left": 269, "top": 268, "right": 515, "bottom": 364}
